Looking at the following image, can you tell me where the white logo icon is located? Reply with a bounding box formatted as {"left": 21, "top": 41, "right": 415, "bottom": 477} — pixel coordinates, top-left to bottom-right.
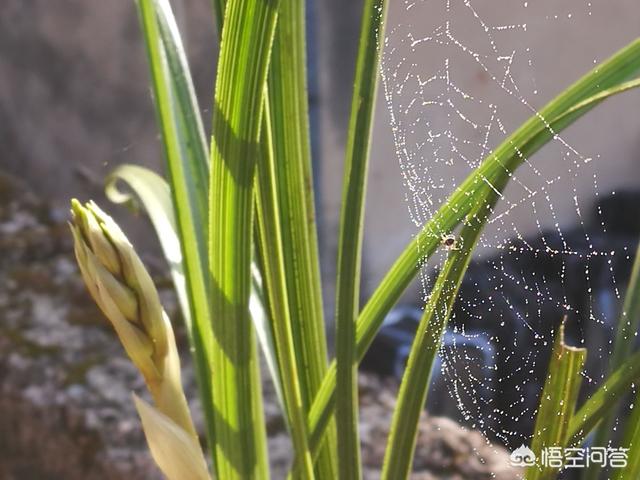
{"left": 510, "top": 445, "right": 536, "bottom": 467}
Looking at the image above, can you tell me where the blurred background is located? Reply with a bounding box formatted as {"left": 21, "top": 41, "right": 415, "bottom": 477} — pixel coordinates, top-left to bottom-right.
{"left": 1, "top": 0, "right": 639, "bottom": 478}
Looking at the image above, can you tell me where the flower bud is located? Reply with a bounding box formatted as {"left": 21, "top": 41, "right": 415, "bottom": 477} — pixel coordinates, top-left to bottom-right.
{"left": 70, "top": 199, "right": 168, "bottom": 376}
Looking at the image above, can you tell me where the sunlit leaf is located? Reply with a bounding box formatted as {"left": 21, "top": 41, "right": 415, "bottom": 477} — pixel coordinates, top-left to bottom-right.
{"left": 134, "top": 0, "right": 216, "bottom": 456}
{"left": 525, "top": 323, "right": 586, "bottom": 480}
{"left": 207, "top": 0, "right": 280, "bottom": 476}
{"left": 333, "top": 0, "right": 389, "bottom": 477}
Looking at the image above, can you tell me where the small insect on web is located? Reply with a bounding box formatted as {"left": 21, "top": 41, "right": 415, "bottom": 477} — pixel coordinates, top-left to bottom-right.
{"left": 441, "top": 233, "right": 459, "bottom": 251}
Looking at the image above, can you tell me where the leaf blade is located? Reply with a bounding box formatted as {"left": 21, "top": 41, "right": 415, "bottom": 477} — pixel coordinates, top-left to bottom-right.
{"left": 381, "top": 186, "right": 500, "bottom": 480}
{"left": 265, "top": 0, "right": 336, "bottom": 476}
{"left": 134, "top": 0, "right": 216, "bottom": 457}
{"left": 207, "top": 0, "right": 281, "bottom": 476}
{"left": 254, "top": 101, "right": 315, "bottom": 477}
{"left": 333, "top": 1, "right": 389, "bottom": 477}
{"left": 525, "top": 323, "right": 586, "bottom": 480}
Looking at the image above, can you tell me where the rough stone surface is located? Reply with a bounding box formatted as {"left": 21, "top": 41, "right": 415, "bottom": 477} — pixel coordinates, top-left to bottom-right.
{"left": 0, "top": 172, "right": 162, "bottom": 479}
{"left": 0, "top": 172, "right": 520, "bottom": 479}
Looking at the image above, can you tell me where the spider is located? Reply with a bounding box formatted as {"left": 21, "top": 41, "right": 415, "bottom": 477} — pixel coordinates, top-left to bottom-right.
{"left": 440, "top": 233, "right": 460, "bottom": 251}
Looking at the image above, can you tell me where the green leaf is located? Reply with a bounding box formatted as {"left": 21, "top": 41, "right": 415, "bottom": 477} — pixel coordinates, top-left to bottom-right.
{"left": 134, "top": 0, "right": 216, "bottom": 457}
{"left": 152, "top": 0, "right": 210, "bottom": 196}
{"left": 206, "top": 0, "right": 292, "bottom": 440}
{"left": 265, "top": 1, "right": 336, "bottom": 475}
{"left": 208, "top": 0, "right": 280, "bottom": 477}
{"left": 333, "top": 0, "right": 389, "bottom": 477}
{"left": 137, "top": 0, "right": 209, "bottom": 255}
{"left": 567, "top": 350, "right": 640, "bottom": 447}
{"left": 381, "top": 187, "right": 499, "bottom": 480}
{"left": 307, "top": 38, "right": 640, "bottom": 461}
{"left": 218, "top": 7, "right": 316, "bottom": 470}
{"left": 525, "top": 323, "right": 586, "bottom": 480}
{"left": 254, "top": 102, "right": 314, "bottom": 477}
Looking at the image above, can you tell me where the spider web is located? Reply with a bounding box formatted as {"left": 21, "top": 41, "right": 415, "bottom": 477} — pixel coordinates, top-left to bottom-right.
{"left": 380, "top": 0, "right": 638, "bottom": 450}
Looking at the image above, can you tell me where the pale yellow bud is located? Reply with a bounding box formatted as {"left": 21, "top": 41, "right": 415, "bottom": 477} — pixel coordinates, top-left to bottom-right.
{"left": 70, "top": 199, "right": 167, "bottom": 376}
{"left": 70, "top": 199, "right": 207, "bottom": 479}
{"left": 75, "top": 200, "right": 123, "bottom": 276}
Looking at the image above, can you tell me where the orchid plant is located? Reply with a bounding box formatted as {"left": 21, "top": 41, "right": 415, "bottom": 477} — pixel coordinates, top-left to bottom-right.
{"left": 69, "top": 0, "right": 640, "bottom": 478}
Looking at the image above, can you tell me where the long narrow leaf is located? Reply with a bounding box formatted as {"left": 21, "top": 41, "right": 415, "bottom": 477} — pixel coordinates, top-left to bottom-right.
{"left": 307, "top": 38, "right": 640, "bottom": 460}
{"left": 207, "top": 0, "right": 292, "bottom": 423}
{"left": 381, "top": 186, "right": 500, "bottom": 480}
{"left": 135, "top": 0, "right": 216, "bottom": 457}
{"left": 333, "top": 1, "right": 388, "bottom": 477}
{"left": 268, "top": 0, "right": 327, "bottom": 408}
{"left": 254, "top": 103, "right": 315, "bottom": 477}
{"left": 152, "top": 0, "right": 210, "bottom": 193}
{"left": 208, "top": 0, "right": 280, "bottom": 477}
{"left": 211, "top": 11, "right": 334, "bottom": 476}
{"left": 213, "top": 0, "right": 312, "bottom": 468}
{"left": 266, "top": 0, "right": 336, "bottom": 475}
{"left": 567, "top": 350, "right": 640, "bottom": 447}
{"left": 525, "top": 322, "right": 586, "bottom": 480}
